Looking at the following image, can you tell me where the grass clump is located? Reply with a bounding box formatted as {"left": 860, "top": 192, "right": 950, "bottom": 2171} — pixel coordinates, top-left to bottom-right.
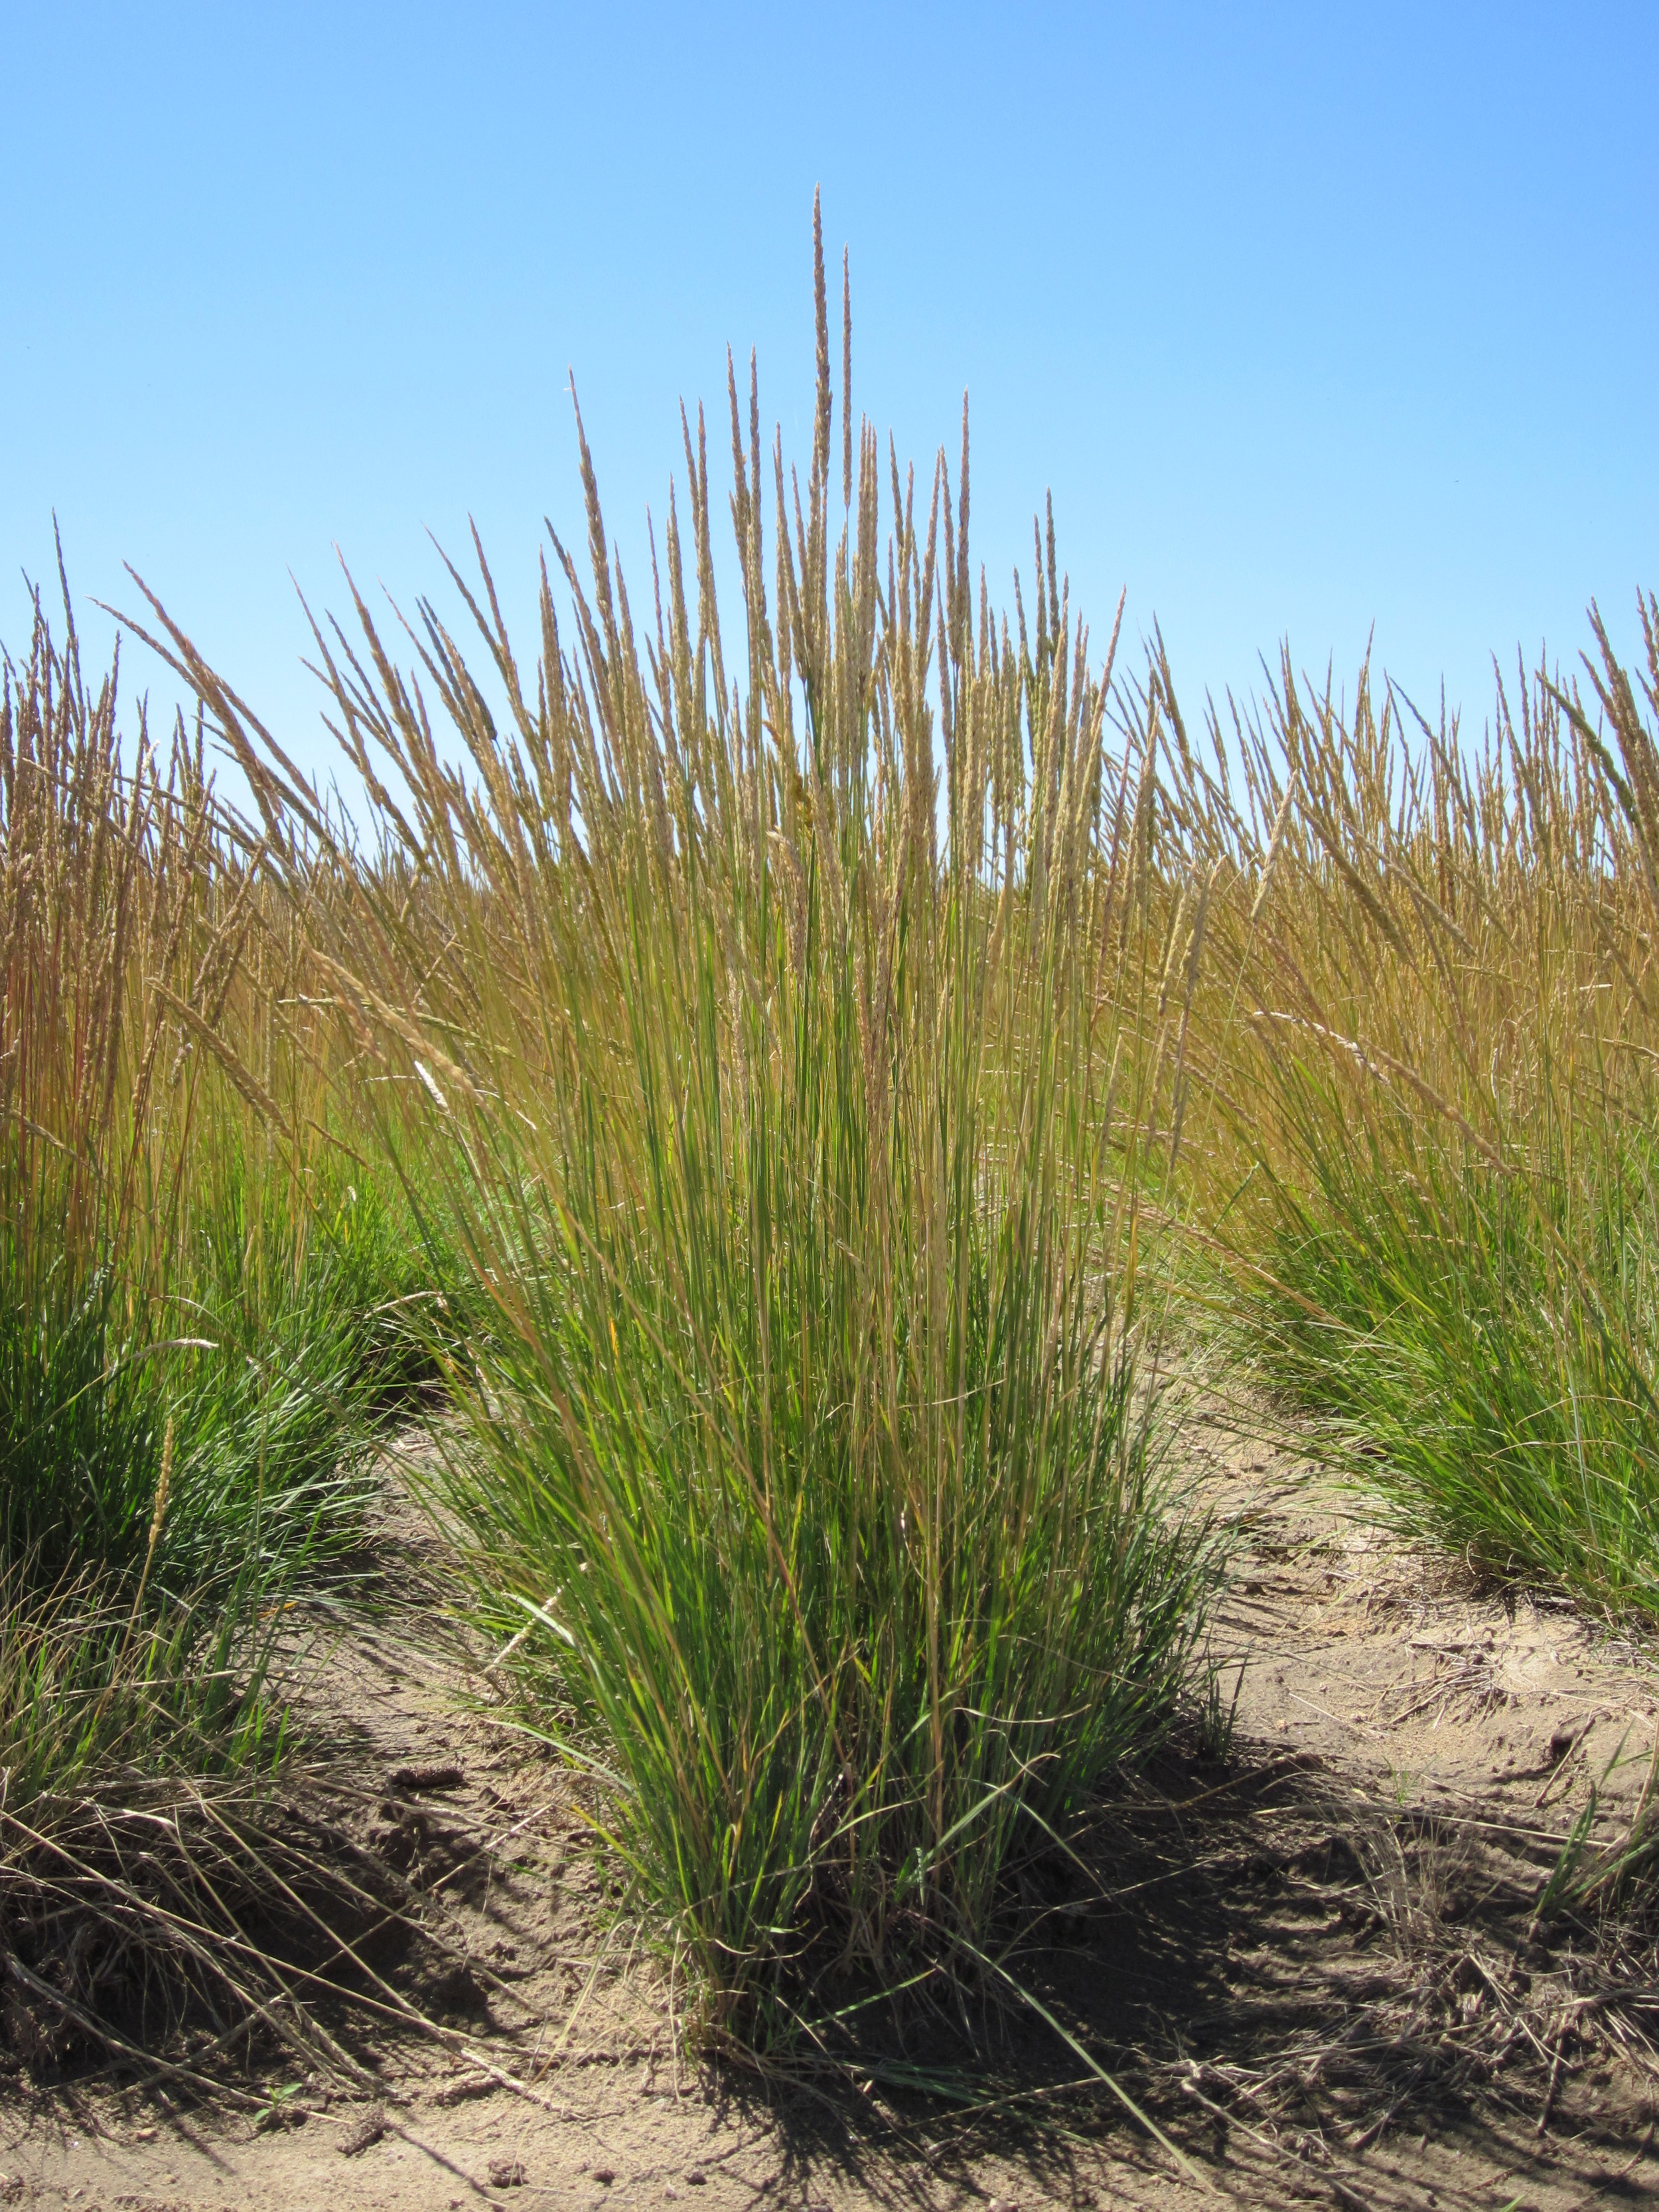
{"left": 0, "top": 1207, "right": 394, "bottom": 1600}
{"left": 1246, "top": 1106, "right": 1659, "bottom": 1613}
{"left": 0, "top": 1560, "right": 285, "bottom": 1822}
{"left": 0, "top": 561, "right": 445, "bottom": 2073}
{"left": 145, "top": 217, "right": 1221, "bottom": 2047}
{"left": 0, "top": 573, "right": 394, "bottom": 1611}
{"left": 1189, "top": 625, "right": 1659, "bottom": 1623}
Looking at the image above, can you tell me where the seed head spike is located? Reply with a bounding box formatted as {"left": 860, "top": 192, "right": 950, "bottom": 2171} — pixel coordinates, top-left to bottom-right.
{"left": 812, "top": 187, "right": 831, "bottom": 498}
{"left": 842, "top": 248, "right": 853, "bottom": 512}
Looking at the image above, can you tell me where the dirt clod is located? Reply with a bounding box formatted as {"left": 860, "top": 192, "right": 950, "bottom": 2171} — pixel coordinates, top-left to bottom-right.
{"left": 338, "top": 2105, "right": 387, "bottom": 2156}
{"left": 390, "top": 1761, "right": 467, "bottom": 1793}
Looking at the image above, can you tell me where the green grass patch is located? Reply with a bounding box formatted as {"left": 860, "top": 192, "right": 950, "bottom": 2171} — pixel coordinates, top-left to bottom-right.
{"left": 1249, "top": 1078, "right": 1659, "bottom": 1621}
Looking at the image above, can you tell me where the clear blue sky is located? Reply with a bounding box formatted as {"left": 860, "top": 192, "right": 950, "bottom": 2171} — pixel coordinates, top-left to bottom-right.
{"left": 5, "top": 3, "right": 1655, "bottom": 785}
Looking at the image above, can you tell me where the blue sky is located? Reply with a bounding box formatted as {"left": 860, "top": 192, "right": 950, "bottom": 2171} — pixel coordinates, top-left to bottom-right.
{"left": 4, "top": 3, "right": 1655, "bottom": 787}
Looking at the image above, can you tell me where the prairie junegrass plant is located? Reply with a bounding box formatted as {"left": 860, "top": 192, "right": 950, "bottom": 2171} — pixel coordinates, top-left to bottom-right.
{"left": 146, "top": 213, "right": 1219, "bottom": 2044}
{"left": 0, "top": 575, "right": 476, "bottom": 2075}
{"left": 0, "top": 565, "right": 445, "bottom": 1885}
{"left": 1191, "top": 620, "right": 1659, "bottom": 1625}
{"left": 0, "top": 579, "right": 398, "bottom": 1615}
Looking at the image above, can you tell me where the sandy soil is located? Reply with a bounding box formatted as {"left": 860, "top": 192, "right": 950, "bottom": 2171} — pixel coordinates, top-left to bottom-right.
{"left": 5, "top": 1418, "right": 1657, "bottom": 2212}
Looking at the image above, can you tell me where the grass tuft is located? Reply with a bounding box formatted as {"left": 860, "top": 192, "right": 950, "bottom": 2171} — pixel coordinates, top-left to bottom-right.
{"left": 1184, "top": 628, "right": 1659, "bottom": 1624}
{"left": 135, "top": 235, "right": 1223, "bottom": 2047}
